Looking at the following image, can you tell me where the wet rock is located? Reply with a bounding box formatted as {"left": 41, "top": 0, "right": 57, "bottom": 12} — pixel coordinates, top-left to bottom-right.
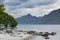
{"left": 27, "top": 31, "right": 36, "bottom": 34}
{"left": 45, "top": 37, "right": 49, "bottom": 39}
{"left": 6, "top": 30, "right": 12, "bottom": 33}
{"left": 50, "top": 32, "right": 56, "bottom": 35}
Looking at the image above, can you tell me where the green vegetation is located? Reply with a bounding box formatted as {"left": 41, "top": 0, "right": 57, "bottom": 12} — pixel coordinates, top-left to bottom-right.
{"left": 0, "top": 4, "right": 18, "bottom": 30}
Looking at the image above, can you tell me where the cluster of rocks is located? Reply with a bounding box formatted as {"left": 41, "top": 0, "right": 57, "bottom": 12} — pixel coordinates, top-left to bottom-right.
{"left": 26, "top": 31, "right": 56, "bottom": 39}
{"left": 0, "top": 29, "right": 56, "bottom": 39}
{"left": 14, "top": 30, "right": 56, "bottom": 39}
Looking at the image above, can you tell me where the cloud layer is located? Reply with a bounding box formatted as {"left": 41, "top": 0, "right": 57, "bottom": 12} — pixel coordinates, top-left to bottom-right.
{"left": 0, "top": 0, "right": 60, "bottom": 18}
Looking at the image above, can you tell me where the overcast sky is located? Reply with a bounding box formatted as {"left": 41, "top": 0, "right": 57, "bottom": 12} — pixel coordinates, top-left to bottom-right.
{"left": 0, "top": 0, "right": 60, "bottom": 18}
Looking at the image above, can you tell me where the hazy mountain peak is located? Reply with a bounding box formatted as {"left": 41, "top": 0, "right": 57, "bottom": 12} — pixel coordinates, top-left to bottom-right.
{"left": 27, "top": 14, "right": 32, "bottom": 16}
{"left": 16, "top": 9, "right": 60, "bottom": 24}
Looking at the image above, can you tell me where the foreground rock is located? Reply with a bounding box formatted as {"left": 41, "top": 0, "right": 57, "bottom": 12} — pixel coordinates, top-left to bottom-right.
{"left": 0, "top": 30, "right": 56, "bottom": 40}
{"left": 27, "top": 31, "right": 56, "bottom": 39}
{"left": 0, "top": 31, "right": 33, "bottom": 40}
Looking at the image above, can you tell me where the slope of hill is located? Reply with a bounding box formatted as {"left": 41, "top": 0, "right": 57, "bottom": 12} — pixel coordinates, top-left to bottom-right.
{"left": 16, "top": 14, "right": 42, "bottom": 24}
{"left": 16, "top": 8, "right": 60, "bottom": 24}
{"left": 41, "top": 8, "right": 60, "bottom": 24}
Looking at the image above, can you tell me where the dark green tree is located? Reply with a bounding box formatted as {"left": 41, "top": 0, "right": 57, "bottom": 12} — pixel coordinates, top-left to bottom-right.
{"left": 0, "top": 4, "right": 18, "bottom": 30}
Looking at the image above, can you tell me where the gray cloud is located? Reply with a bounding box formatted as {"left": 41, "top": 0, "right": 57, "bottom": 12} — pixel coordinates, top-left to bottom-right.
{"left": 3, "top": 0, "right": 57, "bottom": 11}
{"left": 0, "top": 0, "right": 60, "bottom": 18}
{"left": 4, "top": 0, "right": 29, "bottom": 6}
{"left": 19, "top": 0, "right": 56, "bottom": 8}
{"left": 0, "top": 0, "right": 4, "bottom": 3}
{"left": 20, "top": 0, "right": 29, "bottom": 2}
{"left": 4, "top": 0, "right": 56, "bottom": 8}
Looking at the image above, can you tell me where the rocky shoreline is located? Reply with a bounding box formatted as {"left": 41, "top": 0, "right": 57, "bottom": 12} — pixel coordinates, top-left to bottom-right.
{"left": 16, "top": 30, "right": 56, "bottom": 39}
{"left": 0, "top": 30, "right": 56, "bottom": 40}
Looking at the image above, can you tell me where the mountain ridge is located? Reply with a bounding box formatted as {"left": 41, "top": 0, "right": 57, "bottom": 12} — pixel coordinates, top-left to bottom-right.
{"left": 16, "top": 8, "right": 60, "bottom": 24}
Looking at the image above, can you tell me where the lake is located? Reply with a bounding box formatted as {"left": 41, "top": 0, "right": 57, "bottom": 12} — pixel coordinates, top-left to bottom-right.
{"left": 17, "top": 25, "right": 60, "bottom": 40}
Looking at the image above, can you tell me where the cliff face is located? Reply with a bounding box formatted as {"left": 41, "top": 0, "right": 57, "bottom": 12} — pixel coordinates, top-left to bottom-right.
{"left": 16, "top": 9, "right": 60, "bottom": 24}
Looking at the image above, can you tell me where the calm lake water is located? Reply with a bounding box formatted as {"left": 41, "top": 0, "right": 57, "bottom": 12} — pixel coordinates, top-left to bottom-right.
{"left": 17, "top": 25, "right": 60, "bottom": 40}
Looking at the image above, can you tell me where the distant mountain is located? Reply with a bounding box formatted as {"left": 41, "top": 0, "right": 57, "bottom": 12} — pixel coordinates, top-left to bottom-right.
{"left": 16, "top": 14, "right": 42, "bottom": 24}
{"left": 41, "top": 8, "right": 60, "bottom": 24}
{"left": 16, "top": 8, "right": 60, "bottom": 24}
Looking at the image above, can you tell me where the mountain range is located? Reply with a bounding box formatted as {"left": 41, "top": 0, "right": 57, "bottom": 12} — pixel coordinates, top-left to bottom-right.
{"left": 16, "top": 8, "right": 60, "bottom": 24}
